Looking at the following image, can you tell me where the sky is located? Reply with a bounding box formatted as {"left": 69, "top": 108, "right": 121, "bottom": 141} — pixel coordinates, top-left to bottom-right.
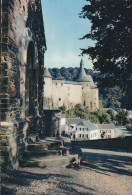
{"left": 42, "top": 0, "right": 93, "bottom": 69}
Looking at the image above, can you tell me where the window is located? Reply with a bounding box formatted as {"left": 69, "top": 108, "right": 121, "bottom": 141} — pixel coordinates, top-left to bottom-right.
{"left": 86, "top": 134, "right": 88, "bottom": 138}
{"left": 78, "top": 134, "right": 81, "bottom": 138}
{"left": 87, "top": 128, "right": 88, "bottom": 131}
{"left": 83, "top": 128, "right": 84, "bottom": 131}
{"left": 56, "top": 83, "right": 57, "bottom": 86}
{"left": 82, "top": 134, "right": 84, "bottom": 138}
{"left": 59, "top": 98, "right": 61, "bottom": 101}
{"left": 90, "top": 102, "right": 93, "bottom": 109}
{"left": 80, "top": 128, "right": 81, "bottom": 131}
{"left": 76, "top": 127, "right": 77, "bottom": 131}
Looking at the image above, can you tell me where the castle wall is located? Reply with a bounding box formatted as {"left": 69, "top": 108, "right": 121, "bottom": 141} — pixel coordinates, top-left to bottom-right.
{"left": 64, "top": 83, "right": 82, "bottom": 109}
{"left": 0, "top": 0, "right": 46, "bottom": 169}
{"left": 44, "top": 77, "right": 52, "bottom": 98}
{"left": 81, "top": 82, "right": 99, "bottom": 110}
{"left": 50, "top": 80, "right": 82, "bottom": 109}
{"left": 43, "top": 78, "right": 99, "bottom": 111}
{"left": 52, "top": 80, "right": 66, "bottom": 109}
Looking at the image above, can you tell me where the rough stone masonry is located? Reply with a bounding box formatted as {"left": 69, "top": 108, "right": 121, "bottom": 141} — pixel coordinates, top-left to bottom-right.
{"left": 0, "top": 0, "right": 46, "bottom": 169}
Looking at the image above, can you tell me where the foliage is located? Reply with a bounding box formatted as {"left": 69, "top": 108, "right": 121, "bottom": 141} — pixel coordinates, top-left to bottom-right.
{"left": 59, "top": 106, "right": 66, "bottom": 113}
{"left": 99, "top": 86, "right": 124, "bottom": 109}
{"left": 80, "top": 0, "right": 132, "bottom": 91}
{"left": 66, "top": 105, "right": 112, "bottom": 124}
{"left": 94, "top": 109, "right": 112, "bottom": 124}
{"left": 116, "top": 110, "right": 130, "bottom": 126}
{"left": 49, "top": 67, "right": 93, "bottom": 81}
{"left": 121, "top": 91, "right": 132, "bottom": 110}
{"left": 66, "top": 109, "right": 76, "bottom": 118}
{"left": 106, "top": 110, "right": 115, "bottom": 121}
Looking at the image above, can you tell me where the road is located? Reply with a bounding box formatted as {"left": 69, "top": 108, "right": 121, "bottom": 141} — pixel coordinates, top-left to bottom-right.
{"left": 1, "top": 148, "right": 132, "bottom": 195}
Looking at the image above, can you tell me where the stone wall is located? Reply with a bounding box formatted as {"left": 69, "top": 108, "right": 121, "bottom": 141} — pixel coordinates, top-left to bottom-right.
{"left": 72, "top": 136, "right": 132, "bottom": 151}
{"left": 81, "top": 82, "right": 99, "bottom": 109}
{"left": 44, "top": 110, "right": 61, "bottom": 137}
{"left": 0, "top": 0, "right": 46, "bottom": 169}
{"left": 44, "top": 78, "right": 99, "bottom": 111}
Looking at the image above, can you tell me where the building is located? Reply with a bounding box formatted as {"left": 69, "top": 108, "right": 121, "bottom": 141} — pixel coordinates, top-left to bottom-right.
{"left": 60, "top": 114, "right": 69, "bottom": 135}
{"left": 0, "top": 0, "right": 46, "bottom": 169}
{"left": 44, "top": 59, "right": 99, "bottom": 111}
{"left": 95, "top": 124, "right": 115, "bottom": 139}
{"left": 60, "top": 116, "right": 116, "bottom": 140}
{"left": 66, "top": 118, "right": 82, "bottom": 136}
{"left": 71, "top": 120, "right": 99, "bottom": 140}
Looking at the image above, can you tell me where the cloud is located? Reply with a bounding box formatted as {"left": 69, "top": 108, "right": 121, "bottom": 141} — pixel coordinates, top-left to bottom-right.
{"left": 45, "top": 52, "right": 93, "bottom": 69}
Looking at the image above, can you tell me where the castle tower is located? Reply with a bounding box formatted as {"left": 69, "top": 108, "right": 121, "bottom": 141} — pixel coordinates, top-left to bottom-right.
{"left": 43, "top": 67, "right": 53, "bottom": 109}
{"left": 76, "top": 59, "right": 99, "bottom": 110}
{"left": 76, "top": 59, "right": 89, "bottom": 82}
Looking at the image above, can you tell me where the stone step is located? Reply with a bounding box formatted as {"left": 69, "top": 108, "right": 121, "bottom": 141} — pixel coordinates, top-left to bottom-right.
{"left": 20, "top": 154, "right": 80, "bottom": 168}
{"left": 27, "top": 140, "right": 63, "bottom": 151}
{"left": 23, "top": 147, "right": 71, "bottom": 159}
{"left": 27, "top": 133, "right": 39, "bottom": 143}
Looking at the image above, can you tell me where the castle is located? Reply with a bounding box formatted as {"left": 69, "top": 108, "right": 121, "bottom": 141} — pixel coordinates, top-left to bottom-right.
{"left": 44, "top": 59, "right": 99, "bottom": 111}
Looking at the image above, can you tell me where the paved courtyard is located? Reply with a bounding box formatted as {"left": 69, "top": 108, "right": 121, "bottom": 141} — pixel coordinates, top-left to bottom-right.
{"left": 1, "top": 148, "right": 132, "bottom": 195}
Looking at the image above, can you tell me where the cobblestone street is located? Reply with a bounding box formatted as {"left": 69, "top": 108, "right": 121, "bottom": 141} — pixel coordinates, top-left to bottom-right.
{"left": 1, "top": 148, "right": 132, "bottom": 195}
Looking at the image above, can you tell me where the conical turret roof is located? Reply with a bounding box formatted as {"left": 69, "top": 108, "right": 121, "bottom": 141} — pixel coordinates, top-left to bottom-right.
{"left": 44, "top": 67, "right": 52, "bottom": 78}
{"left": 76, "top": 59, "right": 89, "bottom": 82}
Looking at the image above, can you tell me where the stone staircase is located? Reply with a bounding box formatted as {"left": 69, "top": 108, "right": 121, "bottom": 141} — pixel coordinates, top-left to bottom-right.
{"left": 20, "top": 136, "right": 82, "bottom": 168}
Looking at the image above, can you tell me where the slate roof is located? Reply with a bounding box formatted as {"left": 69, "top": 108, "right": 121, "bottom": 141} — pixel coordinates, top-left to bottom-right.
{"left": 95, "top": 124, "right": 115, "bottom": 129}
{"left": 44, "top": 67, "right": 52, "bottom": 78}
{"left": 67, "top": 118, "right": 82, "bottom": 126}
{"left": 75, "top": 59, "right": 96, "bottom": 88}
{"left": 77, "top": 120, "right": 98, "bottom": 131}
{"left": 76, "top": 59, "right": 89, "bottom": 82}
{"left": 64, "top": 81, "right": 82, "bottom": 85}
{"left": 87, "top": 75, "right": 96, "bottom": 88}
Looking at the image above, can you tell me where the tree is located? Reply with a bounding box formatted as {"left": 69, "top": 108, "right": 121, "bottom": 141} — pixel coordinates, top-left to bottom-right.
{"left": 59, "top": 106, "right": 66, "bottom": 113}
{"left": 99, "top": 86, "right": 124, "bottom": 109}
{"left": 80, "top": 0, "right": 132, "bottom": 92}
{"left": 116, "top": 110, "right": 130, "bottom": 125}
{"left": 107, "top": 109, "right": 115, "bottom": 121}
{"left": 95, "top": 110, "right": 112, "bottom": 123}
